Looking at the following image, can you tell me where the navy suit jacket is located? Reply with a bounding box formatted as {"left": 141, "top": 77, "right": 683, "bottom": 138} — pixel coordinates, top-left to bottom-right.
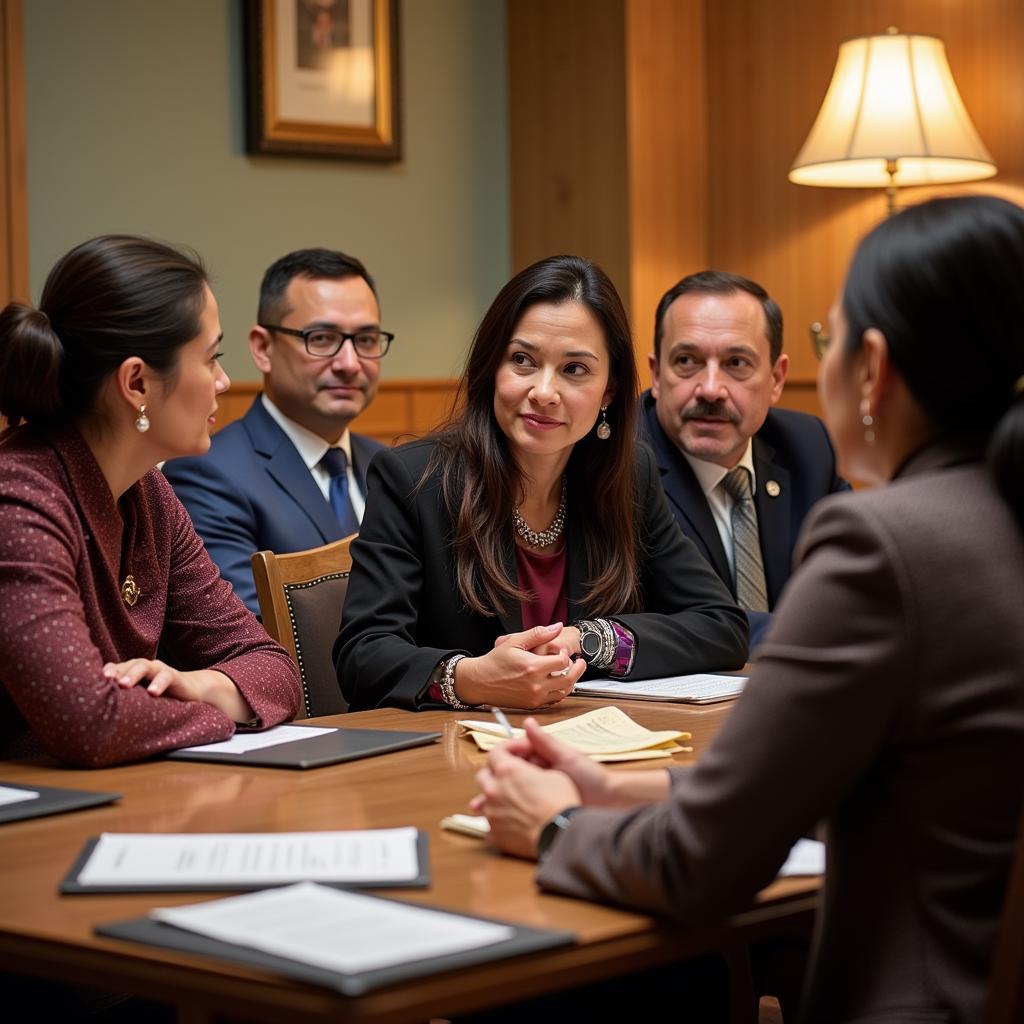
{"left": 163, "top": 397, "right": 385, "bottom": 615}
{"left": 639, "top": 390, "right": 848, "bottom": 641}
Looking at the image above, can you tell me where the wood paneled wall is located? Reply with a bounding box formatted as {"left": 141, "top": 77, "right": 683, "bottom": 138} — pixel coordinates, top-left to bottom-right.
{"left": 625, "top": 0, "right": 706, "bottom": 372}
{"left": 215, "top": 379, "right": 457, "bottom": 446}
{"left": 0, "top": 0, "right": 28, "bottom": 306}
{"left": 705, "top": 0, "right": 1024, "bottom": 404}
{"left": 507, "top": 0, "right": 631, "bottom": 295}
{"left": 510, "top": 0, "right": 1024, "bottom": 417}
{"left": 507, "top": 0, "right": 707, "bottom": 385}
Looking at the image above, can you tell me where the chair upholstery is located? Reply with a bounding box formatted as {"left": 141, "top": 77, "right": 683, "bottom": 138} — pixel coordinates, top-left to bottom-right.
{"left": 251, "top": 534, "right": 355, "bottom": 718}
{"left": 986, "top": 807, "right": 1024, "bottom": 1024}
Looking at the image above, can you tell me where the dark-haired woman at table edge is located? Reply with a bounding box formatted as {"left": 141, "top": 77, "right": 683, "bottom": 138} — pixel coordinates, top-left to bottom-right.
{"left": 0, "top": 235, "right": 301, "bottom": 767}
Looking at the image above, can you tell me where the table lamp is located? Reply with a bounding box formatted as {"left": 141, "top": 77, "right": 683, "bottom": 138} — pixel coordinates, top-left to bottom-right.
{"left": 789, "top": 28, "right": 996, "bottom": 217}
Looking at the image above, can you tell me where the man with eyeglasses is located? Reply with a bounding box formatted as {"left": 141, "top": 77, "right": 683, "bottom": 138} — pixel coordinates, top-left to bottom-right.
{"left": 164, "top": 248, "right": 389, "bottom": 616}
{"left": 640, "top": 270, "right": 847, "bottom": 647}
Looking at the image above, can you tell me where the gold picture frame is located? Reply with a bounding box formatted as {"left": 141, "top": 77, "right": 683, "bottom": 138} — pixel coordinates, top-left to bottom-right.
{"left": 244, "top": 0, "right": 400, "bottom": 160}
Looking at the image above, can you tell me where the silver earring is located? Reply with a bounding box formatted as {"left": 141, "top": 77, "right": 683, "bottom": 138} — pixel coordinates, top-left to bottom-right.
{"left": 860, "top": 399, "right": 875, "bottom": 445}
{"left": 596, "top": 405, "right": 611, "bottom": 440}
{"left": 135, "top": 404, "right": 150, "bottom": 433}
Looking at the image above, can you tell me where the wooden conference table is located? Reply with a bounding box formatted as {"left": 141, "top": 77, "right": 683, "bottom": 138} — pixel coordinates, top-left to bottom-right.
{"left": 0, "top": 698, "right": 818, "bottom": 1023}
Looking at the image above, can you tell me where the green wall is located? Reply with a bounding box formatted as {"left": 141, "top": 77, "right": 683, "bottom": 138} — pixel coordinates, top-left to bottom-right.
{"left": 24, "top": 0, "right": 509, "bottom": 380}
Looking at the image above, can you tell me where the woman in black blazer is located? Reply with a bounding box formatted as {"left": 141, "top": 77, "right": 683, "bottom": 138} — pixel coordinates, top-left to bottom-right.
{"left": 336, "top": 256, "right": 747, "bottom": 712}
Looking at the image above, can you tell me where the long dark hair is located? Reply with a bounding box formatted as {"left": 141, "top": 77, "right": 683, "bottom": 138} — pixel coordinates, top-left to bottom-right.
{"left": 0, "top": 235, "right": 208, "bottom": 428}
{"left": 842, "top": 194, "right": 1024, "bottom": 524}
{"left": 431, "top": 255, "right": 641, "bottom": 617}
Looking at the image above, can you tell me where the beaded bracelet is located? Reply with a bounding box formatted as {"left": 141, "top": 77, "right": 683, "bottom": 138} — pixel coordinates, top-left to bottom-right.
{"left": 437, "top": 654, "right": 471, "bottom": 710}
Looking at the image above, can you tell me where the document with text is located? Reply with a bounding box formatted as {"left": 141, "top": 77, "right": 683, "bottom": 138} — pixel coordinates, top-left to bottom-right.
{"left": 72, "top": 828, "right": 423, "bottom": 889}
{"left": 458, "top": 705, "right": 691, "bottom": 761}
{"left": 574, "top": 672, "right": 747, "bottom": 704}
{"left": 150, "top": 882, "right": 514, "bottom": 975}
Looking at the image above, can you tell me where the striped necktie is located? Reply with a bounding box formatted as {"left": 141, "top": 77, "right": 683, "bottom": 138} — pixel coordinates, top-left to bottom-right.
{"left": 319, "top": 447, "right": 360, "bottom": 536}
{"left": 721, "top": 466, "right": 769, "bottom": 613}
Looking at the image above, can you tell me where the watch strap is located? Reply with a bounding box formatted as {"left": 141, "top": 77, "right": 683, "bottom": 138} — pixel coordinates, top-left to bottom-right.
{"left": 537, "top": 805, "right": 582, "bottom": 860}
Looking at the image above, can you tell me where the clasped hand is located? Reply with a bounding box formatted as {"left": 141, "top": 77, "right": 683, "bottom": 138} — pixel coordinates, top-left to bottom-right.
{"left": 472, "top": 717, "right": 614, "bottom": 859}
{"left": 453, "top": 622, "right": 587, "bottom": 709}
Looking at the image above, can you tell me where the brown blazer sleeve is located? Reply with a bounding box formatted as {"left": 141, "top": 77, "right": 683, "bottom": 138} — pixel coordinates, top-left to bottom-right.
{"left": 536, "top": 492, "right": 913, "bottom": 922}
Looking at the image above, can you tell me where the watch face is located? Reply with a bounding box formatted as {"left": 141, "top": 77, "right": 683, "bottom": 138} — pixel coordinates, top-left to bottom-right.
{"left": 581, "top": 630, "right": 601, "bottom": 658}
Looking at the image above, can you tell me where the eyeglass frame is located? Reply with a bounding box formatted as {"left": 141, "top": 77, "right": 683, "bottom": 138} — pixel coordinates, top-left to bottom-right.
{"left": 257, "top": 323, "right": 395, "bottom": 359}
{"left": 809, "top": 322, "right": 830, "bottom": 361}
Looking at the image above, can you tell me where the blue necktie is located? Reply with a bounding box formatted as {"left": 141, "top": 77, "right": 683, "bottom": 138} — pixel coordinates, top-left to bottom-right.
{"left": 320, "top": 447, "right": 360, "bottom": 536}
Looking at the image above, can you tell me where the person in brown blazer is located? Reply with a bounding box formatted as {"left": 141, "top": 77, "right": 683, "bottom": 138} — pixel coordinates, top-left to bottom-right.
{"left": 474, "top": 194, "right": 1024, "bottom": 1023}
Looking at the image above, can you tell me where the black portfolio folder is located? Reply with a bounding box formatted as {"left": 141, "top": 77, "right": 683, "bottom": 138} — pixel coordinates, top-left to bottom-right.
{"left": 0, "top": 782, "right": 120, "bottom": 825}
{"left": 165, "top": 725, "right": 440, "bottom": 769}
{"left": 97, "top": 894, "right": 575, "bottom": 996}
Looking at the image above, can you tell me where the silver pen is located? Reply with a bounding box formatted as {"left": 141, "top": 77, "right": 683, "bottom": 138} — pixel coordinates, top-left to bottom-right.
{"left": 489, "top": 706, "right": 514, "bottom": 738}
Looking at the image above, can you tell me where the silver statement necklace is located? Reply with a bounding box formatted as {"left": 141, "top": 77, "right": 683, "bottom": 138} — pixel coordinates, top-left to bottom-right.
{"left": 513, "top": 477, "right": 567, "bottom": 549}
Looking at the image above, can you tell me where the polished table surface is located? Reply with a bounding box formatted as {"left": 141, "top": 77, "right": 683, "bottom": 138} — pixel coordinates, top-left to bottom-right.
{"left": 0, "top": 699, "right": 818, "bottom": 1022}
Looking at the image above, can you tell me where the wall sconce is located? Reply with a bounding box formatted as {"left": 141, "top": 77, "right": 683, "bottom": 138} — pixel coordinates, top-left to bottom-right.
{"left": 789, "top": 28, "right": 996, "bottom": 216}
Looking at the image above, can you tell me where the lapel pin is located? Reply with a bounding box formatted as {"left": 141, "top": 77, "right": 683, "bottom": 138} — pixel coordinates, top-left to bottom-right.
{"left": 765, "top": 480, "right": 781, "bottom": 497}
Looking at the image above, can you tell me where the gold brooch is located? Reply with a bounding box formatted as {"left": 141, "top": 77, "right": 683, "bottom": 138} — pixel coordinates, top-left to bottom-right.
{"left": 121, "top": 574, "right": 141, "bottom": 607}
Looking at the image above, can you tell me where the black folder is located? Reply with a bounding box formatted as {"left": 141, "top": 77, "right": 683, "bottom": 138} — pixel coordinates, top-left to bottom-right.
{"left": 62, "top": 830, "right": 431, "bottom": 893}
{"left": 96, "top": 894, "right": 576, "bottom": 996}
{"left": 165, "top": 725, "right": 440, "bottom": 769}
{"left": 0, "top": 782, "right": 120, "bottom": 825}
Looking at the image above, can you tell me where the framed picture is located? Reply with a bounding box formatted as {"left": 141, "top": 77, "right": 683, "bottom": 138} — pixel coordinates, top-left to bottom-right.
{"left": 243, "top": 0, "right": 400, "bottom": 160}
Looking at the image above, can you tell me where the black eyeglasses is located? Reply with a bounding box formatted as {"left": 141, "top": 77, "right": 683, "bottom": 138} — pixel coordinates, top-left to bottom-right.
{"left": 259, "top": 324, "right": 394, "bottom": 359}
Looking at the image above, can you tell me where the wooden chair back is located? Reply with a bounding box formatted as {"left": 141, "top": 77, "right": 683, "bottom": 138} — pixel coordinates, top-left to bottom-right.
{"left": 251, "top": 534, "right": 356, "bottom": 718}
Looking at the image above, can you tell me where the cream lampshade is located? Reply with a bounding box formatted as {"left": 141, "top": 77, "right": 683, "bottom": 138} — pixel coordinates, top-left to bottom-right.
{"left": 789, "top": 28, "right": 996, "bottom": 215}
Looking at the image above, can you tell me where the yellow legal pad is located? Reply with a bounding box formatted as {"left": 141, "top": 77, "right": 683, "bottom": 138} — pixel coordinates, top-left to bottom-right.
{"left": 457, "top": 705, "right": 692, "bottom": 763}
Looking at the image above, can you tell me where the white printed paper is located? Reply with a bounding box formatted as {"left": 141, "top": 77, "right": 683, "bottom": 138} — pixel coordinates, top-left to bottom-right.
{"left": 779, "top": 838, "right": 825, "bottom": 876}
{"left": 76, "top": 829, "right": 420, "bottom": 887}
{"left": 151, "top": 881, "right": 513, "bottom": 974}
{"left": 0, "top": 785, "right": 39, "bottom": 807}
{"left": 178, "top": 724, "right": 335, "bottom": 754}
{"left": 576, "top": 673, "right": 746, "bottom": 701}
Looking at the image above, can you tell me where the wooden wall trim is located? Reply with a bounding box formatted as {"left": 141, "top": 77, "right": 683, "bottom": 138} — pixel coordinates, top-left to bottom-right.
{"left": 0, "top": 0, "right": 29, "bottom": 306}
{"left": 215, "top": 378, "right": 458, "bottom": 446}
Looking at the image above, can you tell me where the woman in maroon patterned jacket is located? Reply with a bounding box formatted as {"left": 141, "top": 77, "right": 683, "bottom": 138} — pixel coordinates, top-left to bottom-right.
{"left": 0, "top": 235, "right": 301, "bottom": 767}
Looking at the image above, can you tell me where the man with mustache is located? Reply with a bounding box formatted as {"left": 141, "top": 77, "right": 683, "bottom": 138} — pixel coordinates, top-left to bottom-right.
{"left": 641, "top": 271, "right": 847, "bottom": 643}
{"left": 164, "top": 249, "right": 387, "bottom": 616}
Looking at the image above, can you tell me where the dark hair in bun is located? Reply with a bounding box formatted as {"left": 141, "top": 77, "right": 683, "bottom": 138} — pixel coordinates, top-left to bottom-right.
{"left": 0, "top": 234, "right": 208, "bottom": 427}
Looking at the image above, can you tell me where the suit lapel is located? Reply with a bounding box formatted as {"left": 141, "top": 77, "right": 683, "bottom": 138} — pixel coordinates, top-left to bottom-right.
{"left": 496, "top": 532, "right": 524, "bottom": 635}
{"left": 244, "top": 400, "right": 341, "bottom": 544}
{"left": 566, "top": 517, "right": 587, "bottom": 622}
{"left": 752, "top": 435, "right": 791, "bottom": 607}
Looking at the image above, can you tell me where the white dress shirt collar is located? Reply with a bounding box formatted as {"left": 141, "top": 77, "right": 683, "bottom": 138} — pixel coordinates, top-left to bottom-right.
{"left": 260, "top": 393, "right": 352, "bottom": 469}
